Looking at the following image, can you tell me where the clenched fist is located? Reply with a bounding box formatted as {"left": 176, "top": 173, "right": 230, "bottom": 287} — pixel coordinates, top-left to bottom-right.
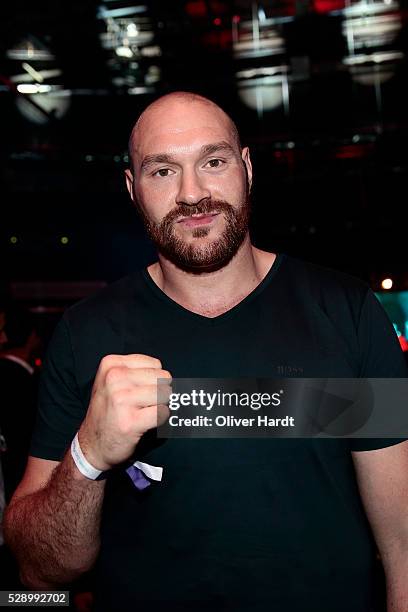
{"left": 77, "top": 354, "right": 172, "bottom": 471}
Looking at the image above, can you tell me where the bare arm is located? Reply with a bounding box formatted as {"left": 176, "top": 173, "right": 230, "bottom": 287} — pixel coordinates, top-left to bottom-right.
{"left": 3, "top": 453, "right": 105, "bottom": 589}
{"left": 352, "top": 440, "right": 408, "bottom": 612}
{"left": 3, "top": 353, "right": 171, "bottom": 590}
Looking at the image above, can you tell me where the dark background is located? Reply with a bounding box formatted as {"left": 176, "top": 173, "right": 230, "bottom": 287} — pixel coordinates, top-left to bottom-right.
{"left": 1, "top": 0, "right": 407, "bottom": 295}
{"left": 0, "top": 3, "right": 406, "bottom": 603}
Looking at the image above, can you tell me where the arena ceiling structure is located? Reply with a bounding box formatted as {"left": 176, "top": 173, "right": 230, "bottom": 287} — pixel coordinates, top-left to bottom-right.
{"left": 1, "top": 0, "right": 408, "bottom": 285}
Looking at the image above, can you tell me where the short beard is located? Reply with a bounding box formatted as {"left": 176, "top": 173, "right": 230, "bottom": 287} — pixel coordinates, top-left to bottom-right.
{"left": 139, "top": 190, "right": 251, "bottom": 274}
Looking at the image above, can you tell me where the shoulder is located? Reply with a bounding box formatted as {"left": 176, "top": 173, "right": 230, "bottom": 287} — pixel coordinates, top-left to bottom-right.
{"left": 282, "top": 254, "right": 368, "bottom": 294}
{"left": 280, "top": 254, "right": 372, "bottom": 330}
{"left": 282, "top": 254, "right": 369, "bottom": 302}
{"left": 50, "top": 272, "right": 148, "bottom": 361}
{"left": 63, "top": 272, "right": 144, "bottom": 328}
{"left": 41, "top": 273, "right": 150, "bottom": 392}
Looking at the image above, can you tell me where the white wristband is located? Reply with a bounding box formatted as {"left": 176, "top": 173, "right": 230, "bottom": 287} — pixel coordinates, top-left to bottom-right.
{"left": 71, "top": 433, "right": 103, "bottom": 480}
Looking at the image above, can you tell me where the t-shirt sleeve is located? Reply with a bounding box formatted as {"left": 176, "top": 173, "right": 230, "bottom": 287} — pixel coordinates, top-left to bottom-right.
{"left": 29, "top": 316, "right": 87, "bottom": 461}
{"left": 349, "top": 288, "right": 408, "bottom": 452}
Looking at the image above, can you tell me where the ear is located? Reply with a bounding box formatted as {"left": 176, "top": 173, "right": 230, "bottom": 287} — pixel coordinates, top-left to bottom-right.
{"left": 124, "top": 168, "right": 135, "bottom": 202}
{"left": 241, "top": 147, "right": 253, "bottom": 193}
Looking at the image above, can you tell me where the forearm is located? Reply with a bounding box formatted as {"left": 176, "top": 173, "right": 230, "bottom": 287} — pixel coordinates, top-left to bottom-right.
{"left": 386, "top": 569, "right": 408, "bottom": 611}
{"left": 3, "top": 451, "right": 106, "bottom": 588}
{"left": 382, "top": 549, "right": 408, "bottom": 612}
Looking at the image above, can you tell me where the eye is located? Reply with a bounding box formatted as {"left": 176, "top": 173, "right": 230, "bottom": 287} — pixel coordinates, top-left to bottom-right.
{"left": 153, "top": 168, "right": 174, "bottom": 177}
{"left": 205, "top": 158, "right": 224, "bottom": 169}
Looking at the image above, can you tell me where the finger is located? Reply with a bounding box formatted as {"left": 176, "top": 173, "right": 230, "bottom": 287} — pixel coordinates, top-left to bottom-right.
{"left": 113, "top": 384, "right": 172, "bottom": 409}
{"left": 98, "top": 354, "right": 163, "bottom": 376}
{"left": 105, "top": 367, "right": 172, "bottom": 389}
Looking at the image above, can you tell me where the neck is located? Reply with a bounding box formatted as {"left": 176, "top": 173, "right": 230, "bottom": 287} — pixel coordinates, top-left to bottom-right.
{"left": 147, "top": 236, "right": 276, "bottom": 317}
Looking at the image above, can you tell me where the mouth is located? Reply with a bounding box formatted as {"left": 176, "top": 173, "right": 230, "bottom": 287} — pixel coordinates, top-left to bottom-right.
{"left": 176, "top": 212, "right": 220, "bottom": 228}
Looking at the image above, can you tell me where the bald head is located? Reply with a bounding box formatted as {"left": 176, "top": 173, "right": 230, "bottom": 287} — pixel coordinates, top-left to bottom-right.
{"left": 128, "top": 92, "right": 241, "bottom": 168}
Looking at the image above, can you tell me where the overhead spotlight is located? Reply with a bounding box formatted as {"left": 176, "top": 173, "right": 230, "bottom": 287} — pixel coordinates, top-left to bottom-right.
{"left": 7, "top": 36, "right": 70, "bottom": 125}
{"left": 233, "top": 5, "right": 290, "bottom": 117}
{"left": 7, "top": 37, "right": 55, "bottom": 61}
{"left": 381, "top": 278, "right": 393, "bottom": 290}
{"left": 98, "top": 1, "right": 161, "bottom": 92}
{"left": 16, "top": 84, "right": 52, "bottom": 94}
{"left": 15, "top": 87, "right": 71, "bottom": 125}
{"left": 127, "top": 23, "right": 139, "bottom": 37}
{"left": 233, "top": 23, "right": 286, "bottom": 59}
{"left": 342, "top": 0, "right": 403, "bottom": 85}
{"left": 236, "top": 66, "right": 289, "bottom": 116}
{"left": 258, "top": 7, "right": 267, "bottom": 22}
{"left": 116, "top": 45, "right": 133, "bottom": 58}
{"left": 140, "top": 46, "right": 161, "bottom": 58}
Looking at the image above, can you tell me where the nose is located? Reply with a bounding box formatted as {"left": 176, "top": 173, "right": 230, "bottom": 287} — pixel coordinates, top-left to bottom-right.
{"left": 176, "top": 168, "right": 211, "bottom": 207}
{"left": 0, "top": 330, "right": 7, "bottom": 346}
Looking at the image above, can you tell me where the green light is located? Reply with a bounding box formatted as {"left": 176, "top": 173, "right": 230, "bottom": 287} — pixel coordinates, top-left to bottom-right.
{"left": 10, "top": 236, "right": 18, "bottom": 244}
{"left": 61, "top": 236, "right": 69, "bottom": 245}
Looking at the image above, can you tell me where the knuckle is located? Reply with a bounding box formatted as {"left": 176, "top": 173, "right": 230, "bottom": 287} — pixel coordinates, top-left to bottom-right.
{"left": 160, "top": 369, "right": 172, "bottom": 380}
{"left": 100, "top": 354, "right": 115, "bottom": 369}
{"left": 134, "top": 354, "right": 161, "bottom": 368}
{"left": 131, "top": 354, "right": 145, "bottom": 361}
{"left": 111, "top": 388, "right": 130, "bottom": 407}
{"left": 148, "top": 356, "right": 162, "bottom": 368}
{"left": 105, "top": 366, "right": 124, "bottom": 386}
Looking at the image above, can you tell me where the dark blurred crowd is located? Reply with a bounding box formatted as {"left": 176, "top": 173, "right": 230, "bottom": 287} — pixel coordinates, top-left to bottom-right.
{"left": 0, "top": 297, "right": 41, "bottom": 588}
{"left": 0, "top": 295, "right": 93, "bottom": 610}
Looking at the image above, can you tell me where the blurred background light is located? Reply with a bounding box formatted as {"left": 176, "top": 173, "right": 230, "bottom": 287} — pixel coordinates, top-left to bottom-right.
{"left": 97, "top": 1, "right": 161, "bottom": 93}
{"left": 1, "top": 0, "right": 408, "bottom": 309}
{"left": 233, "top": 3, "right": 291, "bottom": 117}
{"left": 342, "top": 0, "right": 404, "bottom": 85}
{"left": 6, "top": 36, "right": 71, "bottom": 125}
{"left": 381, "top": 277, "right": 393, "bottom": 289}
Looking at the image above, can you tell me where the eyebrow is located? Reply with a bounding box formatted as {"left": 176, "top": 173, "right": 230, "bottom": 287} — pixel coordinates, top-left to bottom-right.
{"left": 200, "top": 141, "right": 236, "bottom": 157}
{"left": 140, "top": 153, "right": 173, "bottom": 172}
{"left": 140, "top": 140, "right": 236, "bottom": 172}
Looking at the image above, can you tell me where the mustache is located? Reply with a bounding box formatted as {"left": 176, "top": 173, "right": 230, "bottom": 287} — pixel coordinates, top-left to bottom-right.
{"left": 161, "top": 199, "right": 234, "bottom": 226}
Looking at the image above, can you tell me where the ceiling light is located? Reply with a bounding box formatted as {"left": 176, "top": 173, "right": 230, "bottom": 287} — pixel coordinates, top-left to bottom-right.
{"left": 115, "top": 45, "right": 133, "bottom": 58}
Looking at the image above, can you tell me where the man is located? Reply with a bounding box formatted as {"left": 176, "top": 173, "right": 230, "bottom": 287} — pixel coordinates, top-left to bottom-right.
{"left": 0, "top": 303, "right": 40, "bottom": 589}
{"left": 0, "top": 304, "right": 40, "bottom": 500}
{"left": 3, "top": 92, "right": 408, "bottom": 612}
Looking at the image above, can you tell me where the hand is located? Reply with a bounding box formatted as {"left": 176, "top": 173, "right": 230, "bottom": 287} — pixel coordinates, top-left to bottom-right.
{"left": 77, "top": 354, "right": 172, "bottom": 471}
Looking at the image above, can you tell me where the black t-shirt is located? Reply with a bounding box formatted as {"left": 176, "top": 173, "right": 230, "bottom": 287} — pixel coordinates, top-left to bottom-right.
{"left": 30, "top": 253, "right": 408, "bottom": 612}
